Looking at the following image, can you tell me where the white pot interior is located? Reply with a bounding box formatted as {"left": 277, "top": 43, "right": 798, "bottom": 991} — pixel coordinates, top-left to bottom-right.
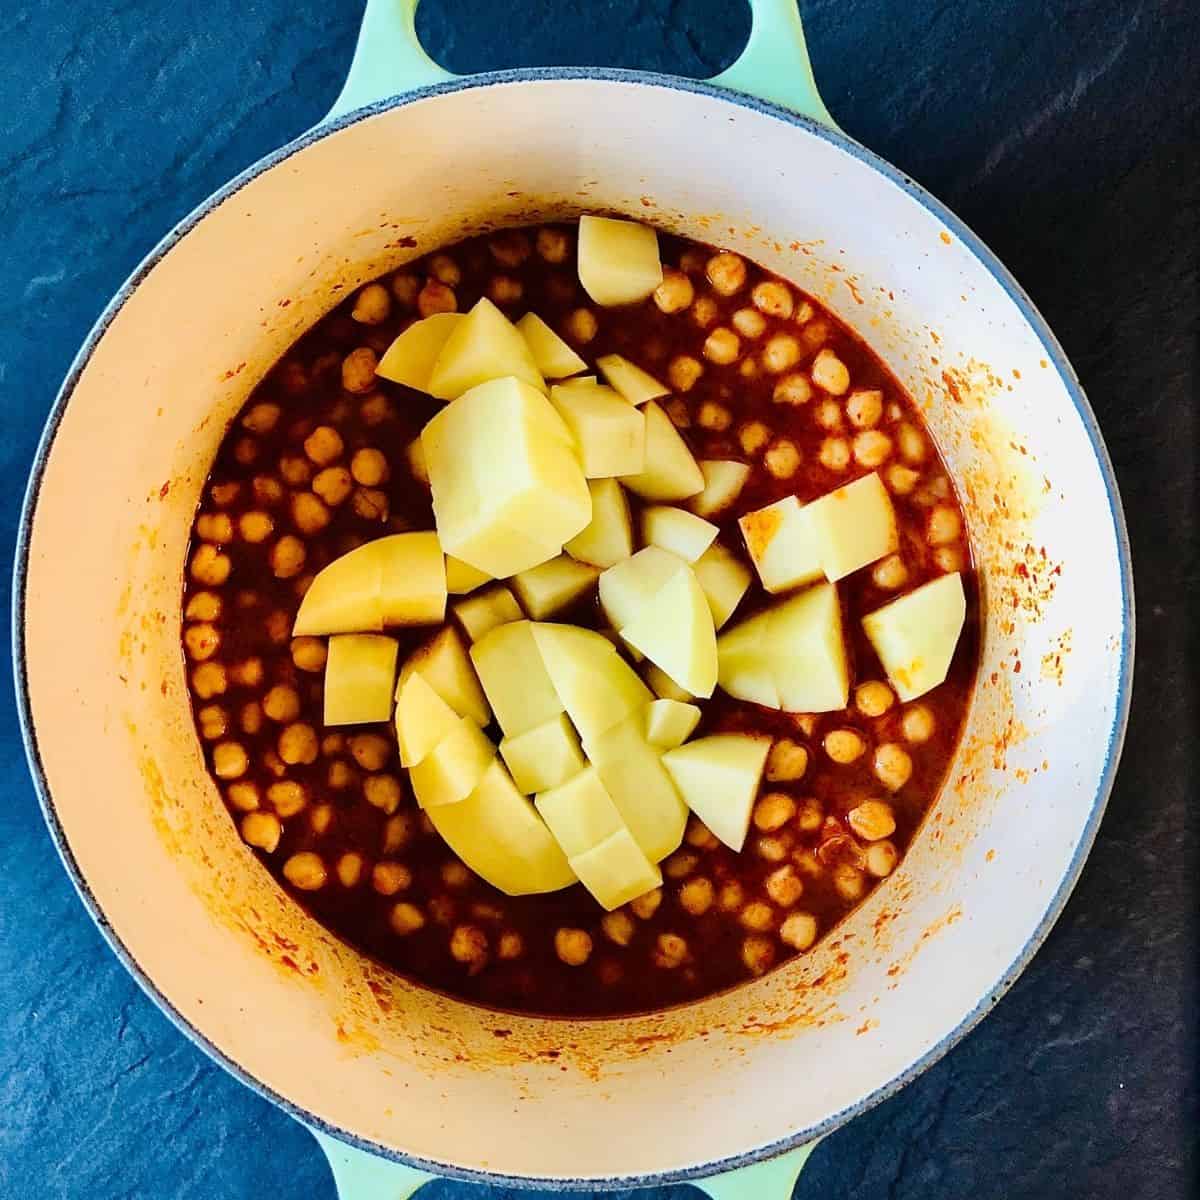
{"left": 19, "top": 76, "right": 1129, "bottom": 1184}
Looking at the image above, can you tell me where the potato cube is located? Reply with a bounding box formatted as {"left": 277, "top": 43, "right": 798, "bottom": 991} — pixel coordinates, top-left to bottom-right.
{"left": 376, "top": 312, "right": 464, "bottom": 391}
{"left": 596, "top": 353, "right": 670, "bottom": 405}
{"left": 409, "top": 716, "right": 495, "bottom": 809}
{"left": 619, "top": 402, "right": 705, "bottom": 501}
{"left": 423, "top": 376, "right": 591, "bottom": 577}
{"left": 445, "top": 555, "right": 492, "bottom": 595}
{"left": 377, "top": 532, "right": 448, "bottom": 626}
{"left": 427, "top": 761, "right": 576, "bottom": 896}
{"left": 690, "top": 460, "right": 751, "bottom": 519}
{"left": 323, "top": 634, "right": 399, "bottom": 726}
{"left": 597, "top": 545, "right": 682, "bottom": 632}
{"left": 427, "top": 297, "right": 545, "bottom": 399}
{"left": 661, "top": 733, "right": 772, "bottom": 851}
{"left": 643, "top": 662, "right": 694, "bottom": 702}
{"left": 511, "top": 555, "right": 600, "bottom": 620}
{"left": 862, "top": 572, "right": 966, "bottom": 700}
{"left": 292, "top": 538, "right": 386, "bottom": 636}
{"left": 577, "top": 215, "right": 663, "bottom": 307}
{"left": 470, "top": 620, "right": 565, "bottom": 737}
{"left": 395, "top": 625, "right": 490, "bottom": 726}
{"left": 500, "top": 713, "right": 586, "bottom": 795}
{"left": 643, "top": 698, "right": 701, "bottom": 749}
{"left": 534, "top": 765, "right": 625, "bottom": 857}
{"left": 516, "top": 312, "right": 588, "bottom": 380}
{"left": 550, "top": 382, "right": 646, "bottom": 478}
{"left": 692, "top": 543, "right": 752, "bottom": 629}
{"left": 564, "top": 478, "right": 634, "bottom": 568}
{"left": 714, "top": 611, "right": 780, "bottom": 709}
{"left": 739, "top": 496, "right": 822, "bottom": 594}
{"left": 569, "top": 828, "right": 663, "bottom": 911}
{"left": 454, "top": 585, "right": 523, "bottom": 643}
{"left": 394, "top": 670, "right": 461, "bottom": 768}
{"left": 642, "top": 506, "right": 718, "bottom": 563}
{"left": 806, "top": 471, "right": 898, "bottom": 581}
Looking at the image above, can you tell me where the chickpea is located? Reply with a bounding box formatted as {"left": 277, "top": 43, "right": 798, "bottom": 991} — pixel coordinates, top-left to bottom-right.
{"left": 348, "top": 449, "right": 388, "bottom": 489}
{"left": 321, "top": 732, "right": 345, "bottom": 756}
{"left": 440, "top": 861, "right": 471, "bottom": 890}
{"left": 364, "top": 774, "right": 402, "bottom": 814}
{"left": 761, "top": 333, "right": 801, "bottom": 374}
{"left": 341, "top": 348, "right": 378, "bottom": 395}
{"left": 866, "top": 841, "right": 900, "bottom": 878}
{"left": 874, "top": 743, "right": 913, "bottom": 792}
{"left": 209, "top": 481, "right": 241, "bottom": 507}
{"left": 390, "top": 902, "right": 426, "bottom": 935}
{"left": 855, "top": 680, "right": 895, "bottom": 718}
{"left": 773, "top": 372, "right": 813, "bottom": 406}
{"left": 814, "top": 399, "right": 844, "bottom": 432}
{"left": 668, "top": 354, "right": 704, "bottom": 392}
{"left": 360, "top": 393, "right": 394, "bottom": 427}
{"left": 653, "top": 933, "right": 689, "bottom": 969}
{"left": 663, "top": 850, "right": 699, "bottom": 880}
{"left": 184, "top": 622, "right": 220, "bottom": 662}
{"left": 259, "top": 612, "right": 287, "bottom": 648}
{"left": 885, "top": 463, "right": 920, "bottom": 495}
{"left": 872, "top": 554, "right": 909, "bottom": 590}
{"left": 283, "top": 852, "right": 327, "bottom": 891}
{"left": 268, "top": 780, "right": 308, "bottom": 818}
{"left": 793, "top": 847, "right": 824, "bottom": 878}
{"left": 934, "top": 545, "right": 964, "bottom": 573}
{"left": 417, "top": 280, "right": 457, "bottom": 317}
{"left": 853, "top": 430, "right": 894, "bottom": 468}
{"left": 328, "top": 760, "right": 357, "bottom": 792}
{"left": 845, "top": 389, "right": 883, "bottom": 429}
{"left": 811, "top": 348, "right": 851, "bottom": 395}
{"left": 233, "top": 437, "right": 259, "bottom": 467}
{"left": 241, "top": 811, "right": 281, "bottom": 853}
{"left": 678, "top": 248, "right": 706, "bottom": 274}
{"left": 735, "top": 420, "right": 768, "bottom": 456}
{"left": 388, "top": 273, "right": 419, "bottom": 309}
{"left": 795, "top": 796, "right": 824, "bottom": 833}
{"left": 679, "top": 876, "right": 715, "bottom": 916}
{"left": 848, "top": 799, "right": 897, "bottom": 842}
{"left": 536, "top": 227, "right": 570, "bottom": 263}
{"left": 350, "top": 282, "right": 391, "bottom": 325}
{"left": 336, "top": 852, "right": 364, "bottom": 887}
{"left": 231, "top": 657, "right": 263, "bottom": 687}
{"left": 240, "top": 702, "right": 263, "bottom": 735}
{"left": 653, "top": 267, "right": 695, "bottom": 313}
{"left": 755, "top": 834, "right": 793, "bottom": 862}
{"left": 819, "top": 436, "right": 851, "bottom": 471}
{"left": 488, "top": 274, "right": 523, "bottom": 305}
{"left": 278, "top": 722, "right": 318, "bottom": 765}
{"left": 704, "top": 327, "right": 741, "bottom": 365}
{"left": 742, "top": 935, "right": 776, "bottom": 975}
{"left": 372, "top": 861, "right": 413, "bottom": 896}
{"left": 718, "top": 881, "right": 746, "bottom": 912}
{"left": 794, "top": 300, "right": 815, "bottom": 325}
{"left": 190, "top": 543, "right": 231, "bottom": 587}
{"left": 349, "top": 734, "right": 391, "bottom": 772}
{"left": 270, "top": 536, "right": 306, "bottom": 579}
{"left": 279, "top": 455, "right": 311, "bottom": 487}
{"left": 555, "top": 927, "right": 593, "bottom": 966}
{"left": 732, "top": 307, "right": 767, "bottom": 338}
{"left": 352, "top": 487, "right": 389, "bottom": 522}
{"left": 564, "top": 307, "right": 598, "bottom": 344}
{"left": 684, "top": 818, "right": 719, "bottom": 850}
{"left": 690, "top": 296, "right": 719, "bottom": 329}
{"left": 292, "top": 493, "right": 332, "bottom": 537}
{"left": 290, "top": 636, "right": 327, "bottom": 673}
{"left": 833, "top": 862, "right": 867, "bottom": 902}
{"left": 211, "top": 741, "right": 247, "bottom": 780}
{"left": 766, "top": 739, "right": 808, "bottom": 782}
{"left": 185, "top": 592, "right": 222, "bottom": 622}
{"left": 233, "top": 510, "right": 272, "bottom": 545}
{"left": 897, "top": 422, "right": 927, "bottom": 464}
{"left": 928, "top": 504, "right": 963, "bottom": 547}
{"left": 630, "top": 888, "right": 662, "bottom": 920}
{"left": 303, "top": 426, "right": 342, "bottom": 468}
{"left": 488, "top": 230, "right": 530, "bottom": 267}
{"left": 706, "top": 252, "right": 746, "bottom": 296}
{"left": 665, "top": 397, "right": 691, "bottom": 428}
{"left": 382, "top": 813, "right": 415, "bottom": 855}
{"left": 765, "top": 865, "right": 804, "bottom": 908}
{"left": 901, "top": 705, "right": 935, "bottom": 744}
{"left": 191, "top": 662, "right": 227, "bottom": 700}
{"left": 748, "top": 279, "right": 792, "bottom": 317}
{"left": 196, "top": 700, "right": 226, "bottom": 739}
{"left": 226, "top": 781, "right": 259, "bottom": 812}
{"left": 425, "top": 253, "right": 460, "bottom": 286}
{"left": 754, "top": 792, "right": 796, "bottom": 832}
{"left": 599, "top": 910, "right": 635, "bottom": 947}
{"left": 250, "top": 476, "right": 284, "bottom": 508}
{"left": 195, "top": 513, "right": 233, "bottom": 546}
{"left": 497, "top": 930, "right": 524, "bottom": 959}
{"left": 697, "top": 400, "right": 731, "bottom": 431}
{"left": 779, "top": 912, "right": 818, "bottom": 951}
{"left": 262, "top": 750, "right": 287, "bottom": 778}
{"left": 825, "top": 729, "right": 866, "bottom": 764}
{"left": 447, "top": 925, "right": 488, "bottom": 974}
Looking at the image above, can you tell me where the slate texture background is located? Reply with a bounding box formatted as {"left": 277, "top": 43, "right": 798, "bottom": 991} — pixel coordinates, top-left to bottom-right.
{"left": 1, "top": 2, "right": 1197, "bottom": 1198}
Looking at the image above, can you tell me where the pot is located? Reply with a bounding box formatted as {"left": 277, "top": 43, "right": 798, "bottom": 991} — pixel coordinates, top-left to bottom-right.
{"left": 13, "top": 1, "right": 1133, "bottom": 1195}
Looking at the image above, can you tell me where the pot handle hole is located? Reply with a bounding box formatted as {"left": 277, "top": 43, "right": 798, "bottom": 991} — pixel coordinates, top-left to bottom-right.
{"left": 328, "top": 0, "right": 837, "bottom": 129}
{"left": 312, "top": 1129, "right": 435, "bottom": 1200}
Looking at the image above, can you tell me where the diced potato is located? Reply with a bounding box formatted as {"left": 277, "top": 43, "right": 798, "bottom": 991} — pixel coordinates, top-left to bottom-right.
{"left": 470, "top": 620, "right": 565, "bottom": 736}
{"left": 377, "top": 532, "right": 448, "bottom": 626}
{"left": 620, "top": 401, "right": 705, "bottom": 501}
{"left": 423, "top": 376, "right": 591, "bottom": 577}
{"left": 661, "top": 733, "right": 772, "bottom": 852}
{"left": 427, "top": 760, "right": 576, "bottom": 896}
{"left": 642, "top": 506, "right": 718, "bottom": 563}
{"left": 586, "top": 712, "right": 688, "bottom": 862}
{"left": 394, "top": 670, "right": 461, "bottom": 768}
{"left": 395, "top": 625, "right": 490, "bottom": 726}
{"left": 376, "top": 312, "right": 464, "bottom": 391}
{"left": 715, "top": 613, "right": 780, "bottom": 709}
{"left": 550, "top": 382, "right": 646, "bottom": 478}
{"left": 554, "top": 374, "right": 597, "bottom": 389}
{"left": 739, "top": 496, "right": 822, "bottom": 594}
{"left": 596, "top": 353, "right": 670, "bottom": 405}
{"left": 862, "top": 572, "right": 966, "bottom": 701}
{"left": 564, "top": 478, "right": 634, "bottom": 568}
{"left": 569, "top": 828, "right": 663, "bottom": 911}
{"left": 643, "top": 662, "right": 693, "bottom": 702}
{"left": 535, "top": 764, "right": 625, "bottom": 857}
{"left": 454, "top": 585, "right": 523, "bottom": 643}
{"left": 445, "top": 555, "right": 492, "bottom": 595}
{"left": 644, "top": 698, "right": 701, "bottom": 749}
{"left": 516, "top": 312, "right": 588, "bottom": 380}
{"left": 597, "top": 545, "right": 682, "bottom": 632}
{"left": 690, "top": 460, "right": 751, "bottom": 519}
{"left": 500, "top": 713, "right": 586, "bottom": 795}
{"left": 323, "top": 634, "right": 399, "bottom": 726}
{"left": 806, "top": 471, "right": 898, "bottom": 582}
{"left": 531, "top": 623, "right": 652, "bottom": 744}
{"left": 409, "top": 716, "right": 495, "bottom": 809}
{"left": 692, "top": 543, "right": 752, "bottom": 630}
{"left": 426, "top": 297, "right": 545, "bottom": 399}
{"left": 577, "top": 215, "right": 663, "bottom": 307}
{"left": 620, "top": 562, "right": 718, "bottom": 698}
{"left": 511, "top": 555, "right": 600, "bottom": 620}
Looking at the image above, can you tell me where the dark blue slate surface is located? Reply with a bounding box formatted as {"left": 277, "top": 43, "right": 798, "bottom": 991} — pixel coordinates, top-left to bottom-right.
{"left": 1, "top": 2, "right": 1197, "bottom": 1197}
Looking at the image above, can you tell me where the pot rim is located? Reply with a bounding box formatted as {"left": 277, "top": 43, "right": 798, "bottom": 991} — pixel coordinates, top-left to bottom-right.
{"left": 11, "top": 66, "right": 1135, "bottom": 1190}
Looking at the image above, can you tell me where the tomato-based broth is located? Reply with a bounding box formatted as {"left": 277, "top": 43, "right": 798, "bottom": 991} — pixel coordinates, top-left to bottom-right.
{"left": 182, "top": 222, "right": 978, "bottom": 1017}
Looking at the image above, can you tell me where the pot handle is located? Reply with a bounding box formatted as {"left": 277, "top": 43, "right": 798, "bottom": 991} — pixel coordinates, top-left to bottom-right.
{"left": 328, "top": 0, "right": 836, "bottom": 129}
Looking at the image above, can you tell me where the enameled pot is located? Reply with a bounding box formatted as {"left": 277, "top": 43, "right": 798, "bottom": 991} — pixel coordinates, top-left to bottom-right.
{"left": 13, "top": 1, "right": 1133, "bottom": 1195}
